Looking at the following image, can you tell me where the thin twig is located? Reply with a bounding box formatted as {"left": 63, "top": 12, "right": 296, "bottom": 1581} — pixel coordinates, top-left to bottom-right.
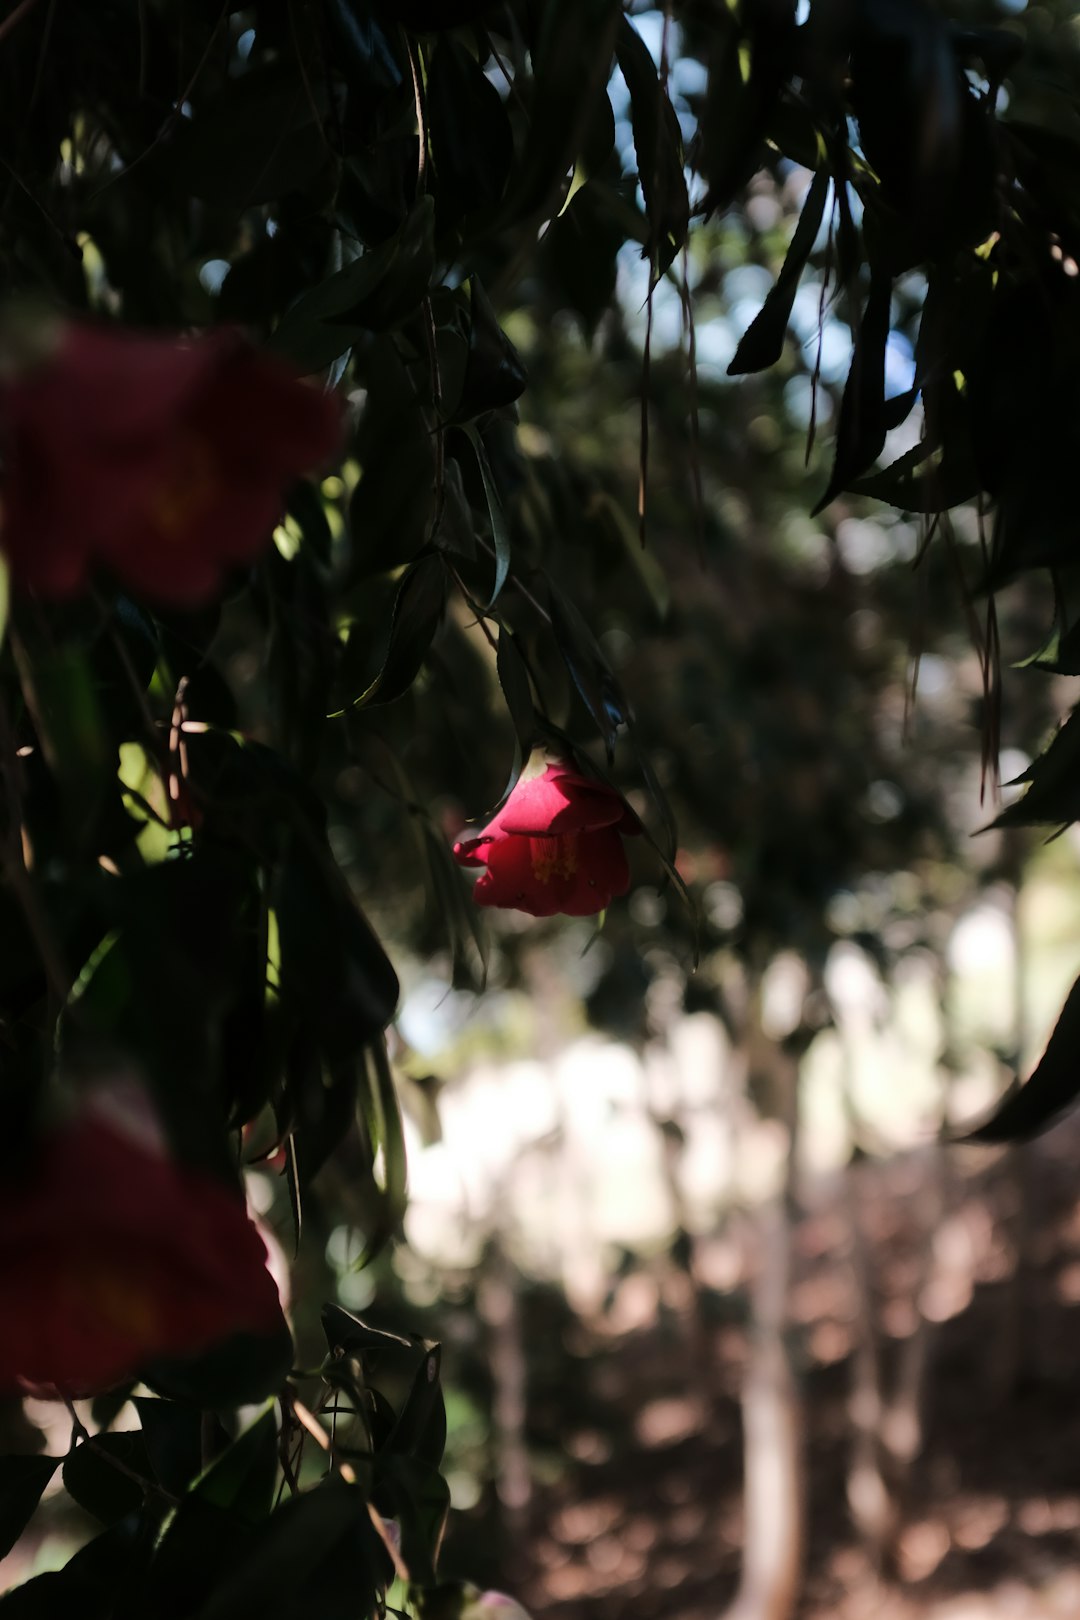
{"left": 421, "top": 297, "right": 446, "bottom": 544}
{"left": 88, "top": 0, "right": 230, "bottom": 199}
{"left": 64, "top": 1398, "right": 179, "bottom": 1507}
{"left": 0, "top": 0, "right": 42, "bottom": 50}
{"left": 0, "top": 685, "right": 70, "bottom": 1001}
{"left": 444, "top": 556, "right": 499, "bottom": 651}
{"left": 405, "top": 34, "right": 427, "bottom": 196}
{"left": 638, "top": 281, "right": 654, "bottom": 548}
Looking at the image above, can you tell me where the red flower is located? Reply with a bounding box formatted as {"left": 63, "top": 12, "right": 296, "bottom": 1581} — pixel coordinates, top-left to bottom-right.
{"left": 0, "top": 1101, "right": 286, "bottom": 1396}
{"left": 0, "top": 322, "right": 342, "bottom": 603}
{"left": 453, "top": 756, "right": 640, "bottom": 917}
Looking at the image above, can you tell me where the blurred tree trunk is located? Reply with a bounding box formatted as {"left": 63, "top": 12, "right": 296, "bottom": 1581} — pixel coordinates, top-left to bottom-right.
{"left": 722, "top": 985, "right": 804, "bottom": 1620}
{"left": 479, "top": 1232, "right": 532, "bottom": 1534}
{"left": 987, "top": 835, "right": 1035, "bottom": 1401}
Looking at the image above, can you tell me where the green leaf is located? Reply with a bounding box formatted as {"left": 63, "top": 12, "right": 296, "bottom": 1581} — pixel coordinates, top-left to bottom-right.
{"left": 700, "top": 0, "right": 798, "bottom": 214}
{"left": 322, "top": 1304, "right": 414, "bottom": 1358}
{"left": 133, "top": 1399, "right": 204, "bottom": 1500}
{"left": 993, "top": 708, "right": 1080, "bottom": 830}
{"left": 728, "top": 167, "right": 830, "bottom": 374}
{"left": 270, "top": 200, "right": 436, "bottom": 372}
{"left": 496, "top": 627, "right": 535, "bottom": 761}
{"left": 170, "top": 60, "right": 331, "bottom": 207}
{"left": 190, "top": 1403, "right": 278, "bottom": 1523}
{"left": 0, "top": 1519, "right": 147, "bottom": 1617}
{"left": 850, "top": 442, "right": 981, "bottom": 514}
{"left": 142, "top": 1323, "right": 294, "bottom": 1412}
{"left": 959, "top": 972, "right": 1080, "bottom": 1142}
{"left": 376, "top": 1452, "right": 449, "bottom": 1586}
{"left": 510, "top": 0, "right": 622, "bottom": 222}
{"left": 548, "top": 584, "right": 628, "bottom": 761}
{"left": 325, "top": 0, "right": 405, "bottom": 95}
{"left": 813, "top": 263, "right": 893, "bottom": 515}
{"left": 13, "top": 638, "right": 112, "bottom": 847}
{"left": 275, "top": 827, "right": 400, "bottom": 1060}
{"left": 453, "top": 279, "right": 528, "bottom": 423}
{"left": 463, "top": 427, "right": 510, "bottom": 608}
{"left": 63, "top": 1433, "right": 153, "bottom": 1526}
{"left": 194, "top": 1480, "right": 389, "bottom": 1620}
{"left": 347, "top": 339, "right": 437, "bottom": 578}
{"left": 386, "top": 1344, "right": 445, "bottom": 1466}
{"left": 339, "top": 553, "right": 447, "bottom": 711}
{"left": 144, "top": 1404, "right": 281, "bottom": 1617}
{"left": 615, "top": 17, "right": 690, "bottom": 276}
{"left": 427, "top": 35, "right": 513, "bottom": 225}
{"left": 417, "top": 817, "right": 487, "bottom": 990}
{"left": 0, "top": 1455, "right": 59, "bottom": 1560}
{"left": 353, "top": 1035, "right": 409, "bottom": 1264}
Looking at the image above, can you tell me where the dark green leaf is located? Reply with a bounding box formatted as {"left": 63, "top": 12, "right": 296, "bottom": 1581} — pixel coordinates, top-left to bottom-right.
{"left": 326, "top": 0, "right": 405, "bottom": 95}
{"left": 464, "top": 429, "right": 511, "bottom": 608}
{"left": 427, "top": 36, "right": 513, "bottom": 225}
{"left": 322, "top": 1303, "right": 414, "bottom": 1358}
{"left": 993, "top": 709, "right": 1080, "bottom": 830}
{"left": 813, "top": 264, "right": 892, "bottom": 514}
{"left": 13, "top": 639, "right": 112, "bottom": 847}
{"left": 0, "top": 1455, "right": 59, "bottom": 1560}
{"left": 0, "top": 1519, "right": 147, "bottom": 1618}
{"left": 386, "top": 1344, "right": 445, "bottom": 1466}
{"left": 700, "top": 0, "right": 798, "bottom": 214}
{"left": 191, "top": 1404, "right": 278, "bottom": 1523}
{"left": 728, "top": 167, "right": 830, "bottom": 375}
{"left": 615, "top": 17, "right": 690, "bottom": 276}
{"left": 194, "top": 1480, "right": 389, "bottom": 1620}
{"left": 548, "top": 585, "right": 628, "bottom": 761}
{"left": 270, "top": 200, "right": 435, "bottom": 372}
{"left": 851, "top": 442, "right": 981, "bottom": 513}
{"left": 511, "top": 0, "right": 622, "bottom": 223}
{"left": 353, "top": 1036, "right": 409, "bottom": 1264}
{"left": 339, "top": 552, "right": 447, "bottom": 709}
{"left": 496, "top": 627, "right": 535, "bottom": 758}
{"left": 63, "top": 1432, "right": 153, "bottom": 1526}
{"left": 142, "top": 1323, "right": 294, "bottom": 1412}
{"left": 144, "top": 1404, "right": 280, "bottom": 1617}
{"left": 275, "top": 827, "right": 400, "bottom": 1059}
{"left": 960, "top": 972, "right": 1080, "bottom": 1142}
{"left": 454, "top": 278, "right": 527, "bottom": 423}
{"left": 133, "top": 1399, "right": 204, "bottom": 1499}
{"left": 170, "top": 61, "right": 330, "bottom": 207}
{"left": 376, "top": 1452, "right": 449, "bottom": 1586}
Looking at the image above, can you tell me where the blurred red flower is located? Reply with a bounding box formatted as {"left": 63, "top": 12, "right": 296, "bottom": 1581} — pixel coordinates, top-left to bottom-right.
{"left": 0, "top": 1103, "right": 286, "bottom": 1396}
{"left": 0, "top": 322, "right": 342, "bottom": 602}
{"left": 453, "top": 756, "right": 639, "bottom": 917}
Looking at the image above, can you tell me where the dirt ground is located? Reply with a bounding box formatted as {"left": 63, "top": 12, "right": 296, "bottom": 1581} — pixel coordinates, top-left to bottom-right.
{"left": 444, "top": 1121, "right": 1080, "bottom": 1620}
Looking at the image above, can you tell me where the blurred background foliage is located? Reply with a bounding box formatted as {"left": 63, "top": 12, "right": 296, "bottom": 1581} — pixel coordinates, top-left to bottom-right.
{"left": 3, "top": 0, "right": 1080, "bottom": 1616}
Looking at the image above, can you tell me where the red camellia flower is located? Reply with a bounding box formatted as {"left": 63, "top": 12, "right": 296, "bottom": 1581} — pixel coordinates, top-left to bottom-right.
{"left": 0, "top": 1095, "right": 286, "bottom": 1396}
{"left": 453, "top": 754, "right": 640, "bottom": 917}
{"left": 0, "top": 321, "right": 342, "bottom": 603}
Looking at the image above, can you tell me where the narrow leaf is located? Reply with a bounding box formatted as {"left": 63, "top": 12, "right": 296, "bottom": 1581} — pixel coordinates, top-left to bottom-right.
{"left": 960, "top": 972, "right": 1080, "bottom": 1142}
{"left": 728, "top": 168, "right": 830, "bottom": 375}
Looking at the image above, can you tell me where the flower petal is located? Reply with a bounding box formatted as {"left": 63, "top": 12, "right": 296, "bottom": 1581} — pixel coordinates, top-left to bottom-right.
{"left": 471, "top": 834, "right": 564, "bottom": 917}
{"left": 0, "top": 1116, "right": 286, "bottom": 1395}
{"left": 0, "top": 323, "right": 343, "bottom": 604}
{"left": 555, "top": 827, "right": 631, "bottom": 914}
{"left": 497, "top": 764, "right": 627, "bottom": 837}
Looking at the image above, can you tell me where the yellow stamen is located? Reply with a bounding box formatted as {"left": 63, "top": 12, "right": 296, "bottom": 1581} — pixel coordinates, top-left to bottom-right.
{"left": 530, "top": 834, "right": 578, "bottom": 884}
{"left": 69, "top": 1263, "right": 160, "bottom": 1340}
{"left": 147, "top": 432, "right": 220, "bottom": 538}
